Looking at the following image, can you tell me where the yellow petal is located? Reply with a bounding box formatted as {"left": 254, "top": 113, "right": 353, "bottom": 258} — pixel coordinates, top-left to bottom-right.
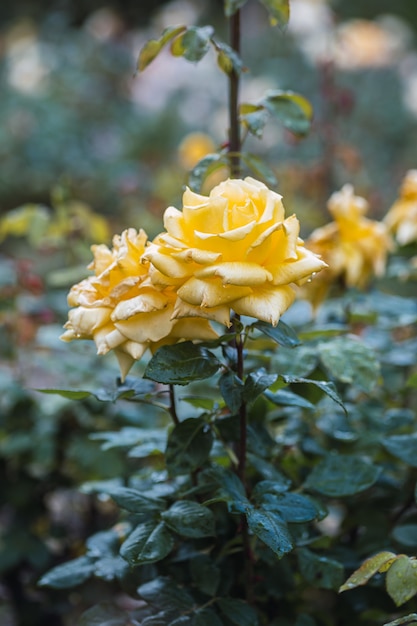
{"left": 172, "top": 297, "right": 231, "bottom": 326}
{"left": 123, "top": 340, "right": 148, "bottom": 360}
{"left": 196, "top": 262, "right": 273, "bottom": 286}
{"left": 114, "top": 307, "right": 174, "bottom": 343}
{"left": 269, "top": 252, "right": 328, "bottom": 286}
{"left": 67, "top": 306, "right": 112, "bottom": 337}
{"left": 173, "top": 248, "right": 222, "bottom": 265}
{"left": 170, "top": 318, "right": 219, "bottom": 341}
{"left": 146, "top": 249, "right": 192, "bottom": 279}
{"left": 177, "top": 277, "right": 251, "bottom": 308}
{"left": 233, "top": 285, "right": 295, "bottom": 326}
{"left": 97, "top": 328, "right": 126, "bottom": 353}
{"left": 112, "top": 291, "right": 168, "bottom": 321}
{"left": 114, "top": 350, "right": 135, "bottom": 382}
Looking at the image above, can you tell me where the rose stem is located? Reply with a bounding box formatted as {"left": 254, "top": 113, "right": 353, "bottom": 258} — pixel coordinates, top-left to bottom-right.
{"left": 228, "top": 6, "right": 254, "bottom": 604}
{"left": 168, "top": 383, "right": 179, "bottom": 425}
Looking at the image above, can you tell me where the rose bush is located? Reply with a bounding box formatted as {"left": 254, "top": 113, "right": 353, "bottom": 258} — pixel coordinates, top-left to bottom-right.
{"left": 144, "top": 177, "right": 327, "bottom": 327}
{"left": 61, "top": 227, "right": 217, "bottom": 380}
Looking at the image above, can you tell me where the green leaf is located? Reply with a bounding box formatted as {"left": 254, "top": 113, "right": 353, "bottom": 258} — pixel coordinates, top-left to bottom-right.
{"left": 252, "top": 478, "right": 291, "bottom": 498}
{"left": 282, "top": 376, "right": 346, "bottom": 413}
{"left": 138, "top": 26, "right": 186, "bottom": 71}
{"left": 386, "top": 556, "right": 417, "bottom": 606}
{"left": 264, "top": 388, "right": 314, "bottom": 410}
{"left": 120, "top": 522, "right": 174, "bottom": 565}
{"left": 255, "top": 492, "right": 319, "bottom": 523}
{"left": 105, "top": 486, "right": 165, "bottom": 515}
{"left": 383, "top": 615, "right": 417, "bottom": 626}
{"left": 217, "top": 597, "right": 259, "bottom": 626}
{"left": 188, "top": 153, "right": 228, "bottom": 193}
{"left": 195, "top": 610, "right": 224, "bottom": 626}
{"left": 318, "top": 336, "right": 380, "bottom": 393}
{"left": 382, "top": 433, "right": 417, "bottom": 468}
{"left": 305, "top": 454, "right": 381, "bottom": 497}
{"left": 252, "top": 319, "right": 300, "bottom": 347}
{"left": 392, "top": 525, "right": 417, "bottom": 548}
{"left": 215, "top": 42, "right": 245, "bottom": 75}
{"left": 246, "top": 506, "right": 293, "bottom": 558}
{"left": 171, "top": 26, "right": 214, "bottom": 62}
{"left": 241, "top": 153, "right": 278, "bottom": 187}
{"left": 243, "top": 368, "right": 277, "bottom": 404}
{"left": 219, "top": 370, "right": 244, "bottom": 413}
{"left": 206, "top": 466, "right": 249, "bottom": 514}
{"left": 224, "top": 0, "right": 249, "bottom": 16}
{"left": 161, "top": 500, "right": 215, "bottom": 538}
{"left": 38, "top": 556, "right": 94, "bottom": 589}
{"left": 261, "top": 90, "right": 312, "bottom": 135}
{"left": 38, "top": 378, "right": 155, "bottom": 403}
{"left": 144, "top": 342, "right": 220, "bottom": 385}
{"left": 91, "top": 427, "right": 166, "bottom": 451}
{"left": 166, "top": 417, "right": 213, "bottom": 476}
{"left": 339, "top": 551, "right": 397, "bottom": 592}
{"left": 239, "top": 103, "right": 268, "bottom": 138}
{"left": 259, "top": 0, "right": 290, "bottom": 28}
{"left": 79, "top": 603, "right": 132, "bottom": 626}
{"left": 138, "top": 576, "right": 195, "bottom": 612}
{"left": 190, "top": 555, "right": 221, "bottom": 596}
{"left": 298, "top": 548, "right": 344, "bottom": 590}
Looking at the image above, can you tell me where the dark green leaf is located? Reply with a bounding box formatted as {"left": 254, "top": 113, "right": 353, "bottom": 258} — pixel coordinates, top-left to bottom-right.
{"left": 243, "top": 368, "right": 277, "bottom": 404}
{"left": 161, "top": 500, "right": 215, "bottom": 538}
{"left": 105, "top": 486, "right": 165, "bottom": 515}
{"left": 259, "top": 0, "right": 290, "bottom": 28}
{"left": 166, "top": 417, "right": 213, "bottom": 476}
{"left": 195, "top": 609, "right": 224, "bottom": 626}
{"left": 38, "top": 556, "right": 94, "bottom": 589}
{"left": 383, "top": 614, "right": 417, "bottom": 626}
{"left": 120, "top": 521, "right": 174, "bottom": 565}
{"left": 190, "top": 555, "right": 221, "bottom": 596}
{"left": 382, "top": 433, "right": 417, "bottom": 468}
{"left": 188, "top": 154, "right": 228, "bottom": 193}
{"left": 79, "top": 603, "right": 132, "bottom": 626}
{"left": 86, "top": 529, "right": 121, "bottom": 558}
{"left": 318, "top": 336, "right": 380, "bottom": 393}
{"left": 206, "top": 466, "right": 249, "bottom": 513}
{"left": 248, "top": 454, "right": 290, "bottom": 482}
{"left": 265, "top": 388, "right": 314, "bottom": 409}
{"left": 219, "top": 370, "right": 244, "bottom": 413}
{"left": 305, "top": 454, "right": 381, "bottom": 497}
{"left": 145, "top": 342, "right": 220, "bottom": 385}
{"left": 171, "top": 26, "right": 214, "bottom": 62}
{"left": 298, "top": 548, "right": 344, "bottom": 590}
{"left": 239, "top": 103, "right": 268, "bottom": 138}
{"left": 392, "top": 525, "right": 417, "bottom": 548}
{"left": 91, "top": 427, "right": 165, "bottom": 451}
{"left": 255, "top": 492, "right": 318, "bottom": 523}
{"left": 241, "top": 153, "right": 278, "bottom": 187}
{"left": 138, "top": 576, "right": 194, "bottom": 612}
{"left": 252, "top": 319, "right": 300, "bottom": 347}
{"left": 246, "top": 506, "right": 293, "bottom": 557}
{"left": 94, "top": 556, "right": 129, "bottom": 582}
{"left": 252, "top": 478, "right": 291, "bottom": 498}
{"left": 217, "top": 597, "right": 259, "bottom": 626}
{"left": 262, "top": 90, "right": 312, "bottom": 135}
{"left": 137, "top": 26, "right": 186, "bottom": 71}
{"left": 215, "top": 42, "right": 244, "bottom": 74}
{"left": 224, "top": 0, "right": 249, "bottom": 16}
{"left": 282, "top": 376, "right": 346, "bottom": 413}
{"left": 386, "top": 556, "right": 417, "bottom": 606}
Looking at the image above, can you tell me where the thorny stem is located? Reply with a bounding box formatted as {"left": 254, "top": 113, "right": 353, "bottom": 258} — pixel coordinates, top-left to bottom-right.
{"left": 168, "top": 384, "right": 179, "bottom": 425}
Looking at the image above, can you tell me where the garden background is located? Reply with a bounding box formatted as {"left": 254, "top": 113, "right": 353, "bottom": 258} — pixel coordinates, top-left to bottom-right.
{"left": 1, "top": 0, "right": 417, "bottom": 625}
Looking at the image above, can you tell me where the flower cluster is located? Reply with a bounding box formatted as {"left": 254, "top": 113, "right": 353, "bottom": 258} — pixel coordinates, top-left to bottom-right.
{"left": 61, "top": 178, "right": 326, "bottom": 378}
{"left": 384, "top": 170, "right": 417, "bottom": 246}
{"left": 303, "top": 184, "right": 393, "bottom": 308}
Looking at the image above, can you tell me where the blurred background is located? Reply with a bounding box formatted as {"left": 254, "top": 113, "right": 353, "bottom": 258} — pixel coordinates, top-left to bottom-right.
{"left": 1, "top": 0, "right": 417, "bottom": 624}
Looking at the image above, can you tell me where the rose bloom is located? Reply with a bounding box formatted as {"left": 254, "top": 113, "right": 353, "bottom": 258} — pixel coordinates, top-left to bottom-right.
{"left": 304, "top": 184, "right": 393, "bottom": 307}
{"left": 60, "top": 228, "right": 217, "bottom": 380}
{"left": 143, "top": 177, "right": 327, "bottom": 327}
{"left": 384, "top": 170, "right": 417, "bottom": 246}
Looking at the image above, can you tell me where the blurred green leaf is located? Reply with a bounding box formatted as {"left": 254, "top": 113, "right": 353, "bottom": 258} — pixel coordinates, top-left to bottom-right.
{"left": 282, "top": 376, "right": 346, "bottom": 412}
{"left": 215, "top": 42, "right": 245, "bottom": 75}
{"left": 144, "top": 342, "right": 220, "bottom": 385}
{"left": 241, "top": 153, "right": 278, "bottom": 186}
{"left": 386, "top": 556, "right": 417, "bottom": 606}
{"left": 252, "top": 320, "right": 300, "bottom": 347}
{"left": 306, "top": 454, "right": 381, "bottom": 497}
{"left": 166, "top": 417, "right": 213, "bottom": 476}
{"left": 298, "top": 548, "right": 344, "bottom": 590}
{"left": 138, "top": 576, "right": 194, "bottom": 612}
{"left": 382, "top": 433, "right": 417, "bottom": 468}
{"left": 219, "top": 370, "right": 244, "bottom": 413}
{"left": 224, "top": 0, "right": 249, "bottom": 16}
{"left": 265, "top": 388, "right": 314, "bottom": 409}
{"left": 318, "top": 336, "right": 380, "bottom": 393}
{"left": 392, "top": 525, "right": 417, "bottom": 548}
{"left": 188, "top": 153, "right": 228, "bottom": 193}
{"left": 194, "top": 609, "right": 224, "bottom": 626}
{"left": 383, "top": 615, "right": 417, "bottom": 626}
{"left": 79, "top": 603, "right": 132, "bottom": 626}
{"left": 217, "top": 597, "right": 259, "bottom": 626}
{"left": 171, "top": 26, "right": 214, "bottom": 62}
{"left": 105, "top": 486, "right": 166, "bottom": 515}
{"left": 259, "top": 0, "right": 290, "bottom": 28}
{"left": 161, "top": 500, "right": 215, "bottom": 538}
{"left": 239, "top": 103, "right": 268, "bottom": 138}
{"left": 38, "top": 556, "right": 94, "bottom": 589}
{"left": 261, "top": 90, "right": 312, "bottom": 135}
{"left": 206, "top": 466, "right": 249, "bottom": 514}
{"left": 120, "top": 521, "right": 174, "bottom": 566}
{"left": 190, "top": 555, "right": 221, "bottom": 596}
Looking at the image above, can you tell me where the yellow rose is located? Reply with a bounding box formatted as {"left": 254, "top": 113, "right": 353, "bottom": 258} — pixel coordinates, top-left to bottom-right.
{"left": 304, "top": 184, "right": 393, "bottom": 307}
{"left": 144, "top": 178, "right": 327, "bottom": 327}
{"left": 61, "top": 228, "right": 217, "bottom": 380}
{"left": 384, "top": 170, "right": 417, "bottom": 246}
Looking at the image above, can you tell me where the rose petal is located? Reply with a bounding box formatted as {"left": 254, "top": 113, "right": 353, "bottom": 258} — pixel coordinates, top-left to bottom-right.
{"left": 177, "top": 277, "right": 251, "bottom": 308}
{"left": 114, "top": 307, "right": 174, "bottom": 343}
{"left": 233, "top": 285, "right": 295, "bottom": 326}
{"left": 172, "top": 297, "right": 231, "bottom": 326}
{"left": 112, "top": 291, "right": 169, "bottom": 321}
{"left": 196, "top": 262, "right": 273, "bottom": 286}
